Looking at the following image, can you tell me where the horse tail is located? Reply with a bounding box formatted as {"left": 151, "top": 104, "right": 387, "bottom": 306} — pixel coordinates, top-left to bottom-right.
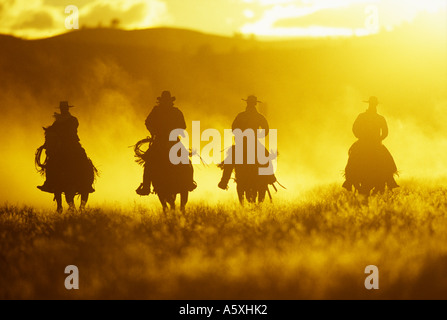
{"left": 274, "top": 180, "right": 287, "bottom": 190}
{"left": 89, "top": 157, "right": 99, "bottom": 181}
{"left": 267, "top": 185, "right": 273, "bottom": 202}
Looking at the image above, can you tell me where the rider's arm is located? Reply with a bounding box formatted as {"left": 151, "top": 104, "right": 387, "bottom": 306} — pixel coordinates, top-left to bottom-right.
{"left": 232, "top": 114, "right": 241, "bottom": 131}
{"left": 145, "top": 116, "right": 152, "bottom": 134}
{"left": 381, "top": 117, "right": 389, "bottom": 141}
{"left": 260, "top": 115, "right": 269, "bottom": 138}
{"left": 145, "top": 107, "right": 157, "bottom": 135}
{"left": 178, "top": 109, "right": 187, "bottom": 130}
{"left": 352, "top": 115, "right": 362, "bottom": 139}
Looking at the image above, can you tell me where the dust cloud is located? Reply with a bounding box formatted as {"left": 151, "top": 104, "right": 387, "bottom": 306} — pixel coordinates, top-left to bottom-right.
{"left": 0, "top": 15, "right": 446, "bottom": 209}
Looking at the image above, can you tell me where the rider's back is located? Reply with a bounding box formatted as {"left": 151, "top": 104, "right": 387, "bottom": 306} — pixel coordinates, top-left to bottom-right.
{"left": 232, "top": 108, "right": 269, "bottom": 134}
{"left": 50, "top": 113, "right": 80, "bottom": 145}
{"left": 353, "top": 111, "right": 387, "bottom": 144}
{"left": 145, "top": 105, "right": 186, "bottom": 142}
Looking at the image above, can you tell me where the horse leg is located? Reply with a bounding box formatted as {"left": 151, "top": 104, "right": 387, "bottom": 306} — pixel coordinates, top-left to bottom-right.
{"left": 236, "top": 185, "right": 245, "bottom": 206}
{"left": 247, "top": 188, "right": 256, "bottom": 203}
{"left": 158, "top": 194, "right": 169, "bottom": 213}
{"left": 180, "top": 191, "right": 188, "bottom": 213}
{"left": 65, "top": 192, "right": 76, "bottom": 212}
{"left": 80, "top": 193, "right": 89, "bottom": 212}
{"left": 258, "top": 186, "right": 267, "bottom": 203}
{"left": 168, "top": 194, "right": 176, "bottom": 211}
{"left": 55, "top": 192, "right": 63, "bottom": 213}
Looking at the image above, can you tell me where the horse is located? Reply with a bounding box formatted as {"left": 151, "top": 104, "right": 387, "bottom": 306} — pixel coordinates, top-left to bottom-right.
{"left": 134, "top": 137, "right": 196, "bottom": 213}
{"left": 36, "top": 126, "right": 97, "bottom": 212}
{"left": 235, "top": 164, "right": 268, "bottom": 205}
{"left": 219, "top": 145, "right": 278, "bottom": 205}
{"left": 342, "top": 140, "right": 399, "bottom": 195}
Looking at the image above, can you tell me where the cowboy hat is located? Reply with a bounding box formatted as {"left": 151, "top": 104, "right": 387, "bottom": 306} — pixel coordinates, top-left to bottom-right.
{"left": 58, "top": 101, "right": 74, "bottom": 109}
{"left": 363, "top": 96, "right": 379, "bottom": 104}
{"left": 242, "top": 95, "right": 262, "bottom": 104}
{"left": 157, "top": 91, "right": 176, "bottom": 103}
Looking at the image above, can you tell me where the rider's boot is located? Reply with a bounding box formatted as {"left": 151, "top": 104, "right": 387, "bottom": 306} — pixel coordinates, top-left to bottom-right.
{"left": 37, "top": 181, "right": 54, "bottom": 193}
{"left": 188, "top": 181, "right": 197, "bottom": 191}
{"left": 136, "top": 166, "right": 152, "bottom": 195}
{"left": 136, "top": 182, "right": 151, "bottom": 196}
{"left": 218, "top": 164, "right": 233, "bottom": 190}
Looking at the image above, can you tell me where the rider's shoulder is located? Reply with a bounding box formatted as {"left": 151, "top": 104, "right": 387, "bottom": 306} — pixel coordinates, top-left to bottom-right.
{"left": 171, "top": 106, "right": 184, "bottom": 116}
{"left": 150, "top": 105, "right": 161, "bottom": 112}
{"left": 237, "top": 109, "right": 255, "bottom": 118}
{"left": 233, "top": 111, "right": 247, "bottom": 123}
{"left": 357, "top": 111, "right": 368, "bottom": 117}
{"left": 372, "top": 112, "right": 386, "bottom": 121}
{"left": 357, "top": 111, "right": 374, "bottom": 119}
{"left": 257, "top": 111, "right": 267, "bottom": 121}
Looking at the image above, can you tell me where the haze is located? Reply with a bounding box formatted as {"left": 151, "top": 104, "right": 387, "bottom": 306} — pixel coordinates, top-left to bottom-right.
{"left": 0, "top": 8, "right": 446, "bottom": 209}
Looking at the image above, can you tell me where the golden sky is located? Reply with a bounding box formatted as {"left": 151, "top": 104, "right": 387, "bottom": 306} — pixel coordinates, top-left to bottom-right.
{"left": 0, "top": 0, "right": 446, "bottom": 39}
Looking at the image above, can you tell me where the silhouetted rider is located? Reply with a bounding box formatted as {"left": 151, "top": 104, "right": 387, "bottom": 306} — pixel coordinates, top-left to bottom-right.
{"left": 218, "top": 95, "right": 275, "bottom": 190}
{"left": 343, "top": 96, "right": 398, "bottom": 192}
{"left": 232, "top": 96, "right": 269, "bottom": 136}
{"left": 51, "top": 101, "right": 80, "bottom": 145}
{"left": 352, "top": 96, "right": 388, "bottom": 144}
{"left": 136, "top": 91, "right": 196, "bottom": 195}
{"left": 145, "top": 92, "right": 187, "bottom": 142}
{"left": 37, "top": 101, "right": 93, "bottom": 193}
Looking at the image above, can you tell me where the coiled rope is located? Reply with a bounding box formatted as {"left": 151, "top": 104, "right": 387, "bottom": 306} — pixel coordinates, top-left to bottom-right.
{"left": 35, "top": 145, "right": 46, "bottom": 175}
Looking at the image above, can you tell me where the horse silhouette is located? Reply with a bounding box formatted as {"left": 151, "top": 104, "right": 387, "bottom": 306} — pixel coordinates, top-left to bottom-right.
{"left": 36, "top": 125, "right": 97, "bottom": 212}
{"left": 134, "top": 137, "right": 195, "bottom": 213}
{"left": 342, "top": 96, "right": 398, "bottom": 195}
{"left": 135, "top": 91, "right": 196, "bottom": 212}
{"left": 235, "top": 163, "right": 268, "bottom": 204}
{"left": 219, "top": 145, "right": 277, "bottom": 205}
{"left": 343, "top": 141, "right": 398, "bottom": 195}
{"left": 218, "top": 95, "right": 277, "bottom": 205}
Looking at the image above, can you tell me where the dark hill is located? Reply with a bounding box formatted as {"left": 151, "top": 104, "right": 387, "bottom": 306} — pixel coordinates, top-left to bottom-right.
{"left": 0, "top": 18, "right": 446, "bottom": 204}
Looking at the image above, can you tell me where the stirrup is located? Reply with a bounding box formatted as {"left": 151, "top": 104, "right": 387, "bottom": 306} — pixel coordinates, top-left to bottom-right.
{"left": 218, "top": 180, "right": 228, "bottom": 190}
{"left": 191, "top": 181, "right": 197, "bottom": 191}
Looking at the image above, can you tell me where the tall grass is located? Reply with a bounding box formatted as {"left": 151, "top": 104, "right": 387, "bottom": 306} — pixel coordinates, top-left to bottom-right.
{"left": 1, "top": 180, "right": 447, "bottom": 299}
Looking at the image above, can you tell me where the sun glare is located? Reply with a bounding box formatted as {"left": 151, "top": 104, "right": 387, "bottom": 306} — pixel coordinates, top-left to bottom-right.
{"left": 239, "top": 0, "right": 447, "bottom": 39}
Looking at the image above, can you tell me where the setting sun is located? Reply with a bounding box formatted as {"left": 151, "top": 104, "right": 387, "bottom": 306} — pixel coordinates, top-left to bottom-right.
{"left": 0, "top": 0, "right": 445, "bottom": 39}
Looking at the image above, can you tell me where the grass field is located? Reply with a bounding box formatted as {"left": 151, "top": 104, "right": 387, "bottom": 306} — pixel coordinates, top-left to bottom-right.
{"left": 1, "top": 180, "right": 447, "bottom": 300}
